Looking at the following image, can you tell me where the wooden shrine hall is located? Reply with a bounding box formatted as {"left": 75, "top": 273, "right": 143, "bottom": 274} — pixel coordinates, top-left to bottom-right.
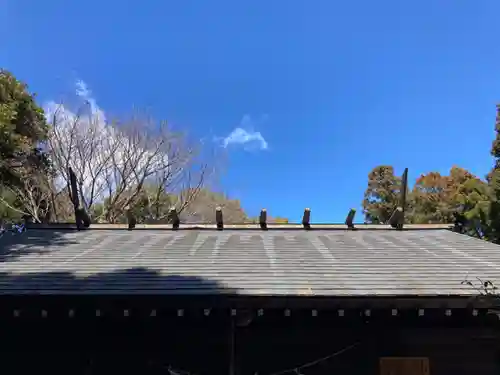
{"left": 0, "top": 201, "right": 499, "bottom": 375}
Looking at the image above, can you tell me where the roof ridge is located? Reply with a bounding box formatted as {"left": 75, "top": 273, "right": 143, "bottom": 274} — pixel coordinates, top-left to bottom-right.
{"left": 25, "top": 223, "right": 454, "bottom": 231}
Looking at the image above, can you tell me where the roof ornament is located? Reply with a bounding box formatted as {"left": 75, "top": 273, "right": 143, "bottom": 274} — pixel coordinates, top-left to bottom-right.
{"left": 216, "top": 206, "right": 224, "bottom": 230}
{"left": 389, "top": 167, "right": 408, "bottom": 230}
{"left": 125, "top": 206, "right": 136, "bottom": 230}
{"left": 345, "top": 209, "right": 356, "bottom": 230}
{"left": 453, "top": 211, "right": 467, "bottom": 234}
{"left": 259, "top": 209, "right": 268, "bottom": 230}
{"left": 168, "top": 206, "right": 181, "bottom": 230}
{"left": 388, "top": 207, "right": 404, "bottom": 229}
{"left": 302, "top": 208, "right": 311, "bottom": 230}
{"left": 68, "top": 167, "right": 90, "bottom": 230}
{"left": 169, "top": 207, "right": 180, "bottom": 230}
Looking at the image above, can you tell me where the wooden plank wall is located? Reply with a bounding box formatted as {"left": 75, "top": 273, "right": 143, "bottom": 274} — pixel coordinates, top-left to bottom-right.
{"left": 395, "top": 328, "right": 500, "bottom": 375}
{"left": 241, "top": 320, "right": 500, "bottom": 375}
{"left": 0, "top": 319, "right": 498, "bottom": 375}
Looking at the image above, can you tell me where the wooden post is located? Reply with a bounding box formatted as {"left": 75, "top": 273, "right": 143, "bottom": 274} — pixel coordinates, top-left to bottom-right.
{"left": 400, "top": 168, "right": 408, "bottom": 217}
{"left": 389, "top": 207, "right": 404, "bottom": 229}
{"left": 302, "top": 208, "right": 311, "bottom": 230}
{"left": 69, "top": 167, "right": 90, "bottom": 229}
{"left": 126, "top": 206, "right": 136, "bottom": 230}
{"left": 345, "top": 209, "right": 356, "bottom": 229}
{"left": 216, "top": 207, "right": 224, "bottom": 230}
{"left": 169, "top": 207, "right": 180, "bottom": 230}
{"left": 259, "top": 209, "right": 267, "bottom": 230}
{"left": 389, "top": 168, "right": 409, "bottom": 229}
{"left": 68, "top": 167, "right": 81, "bottom": 230}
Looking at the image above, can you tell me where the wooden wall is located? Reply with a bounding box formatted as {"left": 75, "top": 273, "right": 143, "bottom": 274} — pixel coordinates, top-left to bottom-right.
{"left": 0, "top": 313, "right": 498, "bottom": 375}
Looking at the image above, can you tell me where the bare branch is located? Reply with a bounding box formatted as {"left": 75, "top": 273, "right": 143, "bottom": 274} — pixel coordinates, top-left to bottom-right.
{"left": 44, "top": 96, "right": 220, "bottom": 224}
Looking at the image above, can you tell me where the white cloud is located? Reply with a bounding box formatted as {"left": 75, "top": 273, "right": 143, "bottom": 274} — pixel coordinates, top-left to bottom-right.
{"left": 74, "top": 79, "right": 104, "bottom": 122}
{"left": 221, "top": 115, "right": 269, "bottom": 151}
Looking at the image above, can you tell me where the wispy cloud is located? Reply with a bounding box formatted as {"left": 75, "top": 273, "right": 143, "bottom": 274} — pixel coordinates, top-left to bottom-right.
{"left": 220, "top": 115, "right": 269, "bottom": 151}
{"left": 45, "top": 79, "right": 106, "bottom": 127}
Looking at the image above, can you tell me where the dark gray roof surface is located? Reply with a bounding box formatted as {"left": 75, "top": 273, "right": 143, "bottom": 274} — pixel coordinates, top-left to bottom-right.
{"left": 0, "top": 228, "right": 499, "bottom": 296}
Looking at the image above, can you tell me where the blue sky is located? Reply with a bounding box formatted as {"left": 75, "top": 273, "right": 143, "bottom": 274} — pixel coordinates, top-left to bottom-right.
{"left": 2, "top": 1, "right": 500, "bottom": 223}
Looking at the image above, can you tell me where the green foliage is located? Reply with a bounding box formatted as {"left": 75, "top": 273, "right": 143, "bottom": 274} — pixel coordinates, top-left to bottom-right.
{"left": 488, "top": 105, "right": 500, "bottom": 243}
{"left": 0, "top": 187, "right": 22, "bottom": 222}
{"left": 362, "top": 105, "right": 500, "bottom": 242}
{"left": 487, "top": 169, "right": 500, "bottom": 242}
{"left": 407, "top": 167, "right": 489, "bottom": 226}
{"left": 451, "top": 172, "right": 490, "bottom": 237}
{"left": 0, "top": 69, "right": 49, "bottom": 188}
{"left": 491, "top": 104, "right": 500, "bottom": 161}
{"left": 362, "top": 164, "right": 492, "bottom": 239}
{"left": 363, "top": 166, "right": 402, "bottom": 223}
{"left": 126, "top": 184, "right": 175, "bottom": 224}
{"left": 409, "top": 171, "right": 452, "bottom": 223}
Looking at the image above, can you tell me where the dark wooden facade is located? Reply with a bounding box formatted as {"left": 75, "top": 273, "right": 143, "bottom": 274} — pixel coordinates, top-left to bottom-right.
{"left": 0, "top": 295, "right": 499, "bottom": 375}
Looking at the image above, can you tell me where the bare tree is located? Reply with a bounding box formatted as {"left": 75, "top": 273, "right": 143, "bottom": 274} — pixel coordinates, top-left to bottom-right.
{"left": 100, "top": 116, "right": 210, "bottom": 223}
{"left": 45, "top": 102, "right": 212, "bottom": 223}
{"left": 46, "top": 102, "right": 118, "bottom": 210}
{"left": 0, "top": 167, "right": 51, "bottom": 223}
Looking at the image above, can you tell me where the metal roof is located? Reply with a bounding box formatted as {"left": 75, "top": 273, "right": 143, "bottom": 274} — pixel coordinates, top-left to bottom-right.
{"left": 0, "top": 226, "right": 499, "bottom": 296}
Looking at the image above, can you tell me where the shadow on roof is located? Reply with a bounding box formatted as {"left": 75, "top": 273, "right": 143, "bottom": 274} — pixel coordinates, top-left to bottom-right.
{"left": 0, "top": 229, "right": 78, "bottom": 262}
{"left": 0, "top": 267, "right": 237, "bottom": 374}
{"left": 0, "top": 266, "right": 237, "bottom": 295}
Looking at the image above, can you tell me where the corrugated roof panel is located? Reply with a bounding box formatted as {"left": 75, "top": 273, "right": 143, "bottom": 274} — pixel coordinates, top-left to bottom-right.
{"left": 0, "top": 229, "right": 499, "bottom": 296}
